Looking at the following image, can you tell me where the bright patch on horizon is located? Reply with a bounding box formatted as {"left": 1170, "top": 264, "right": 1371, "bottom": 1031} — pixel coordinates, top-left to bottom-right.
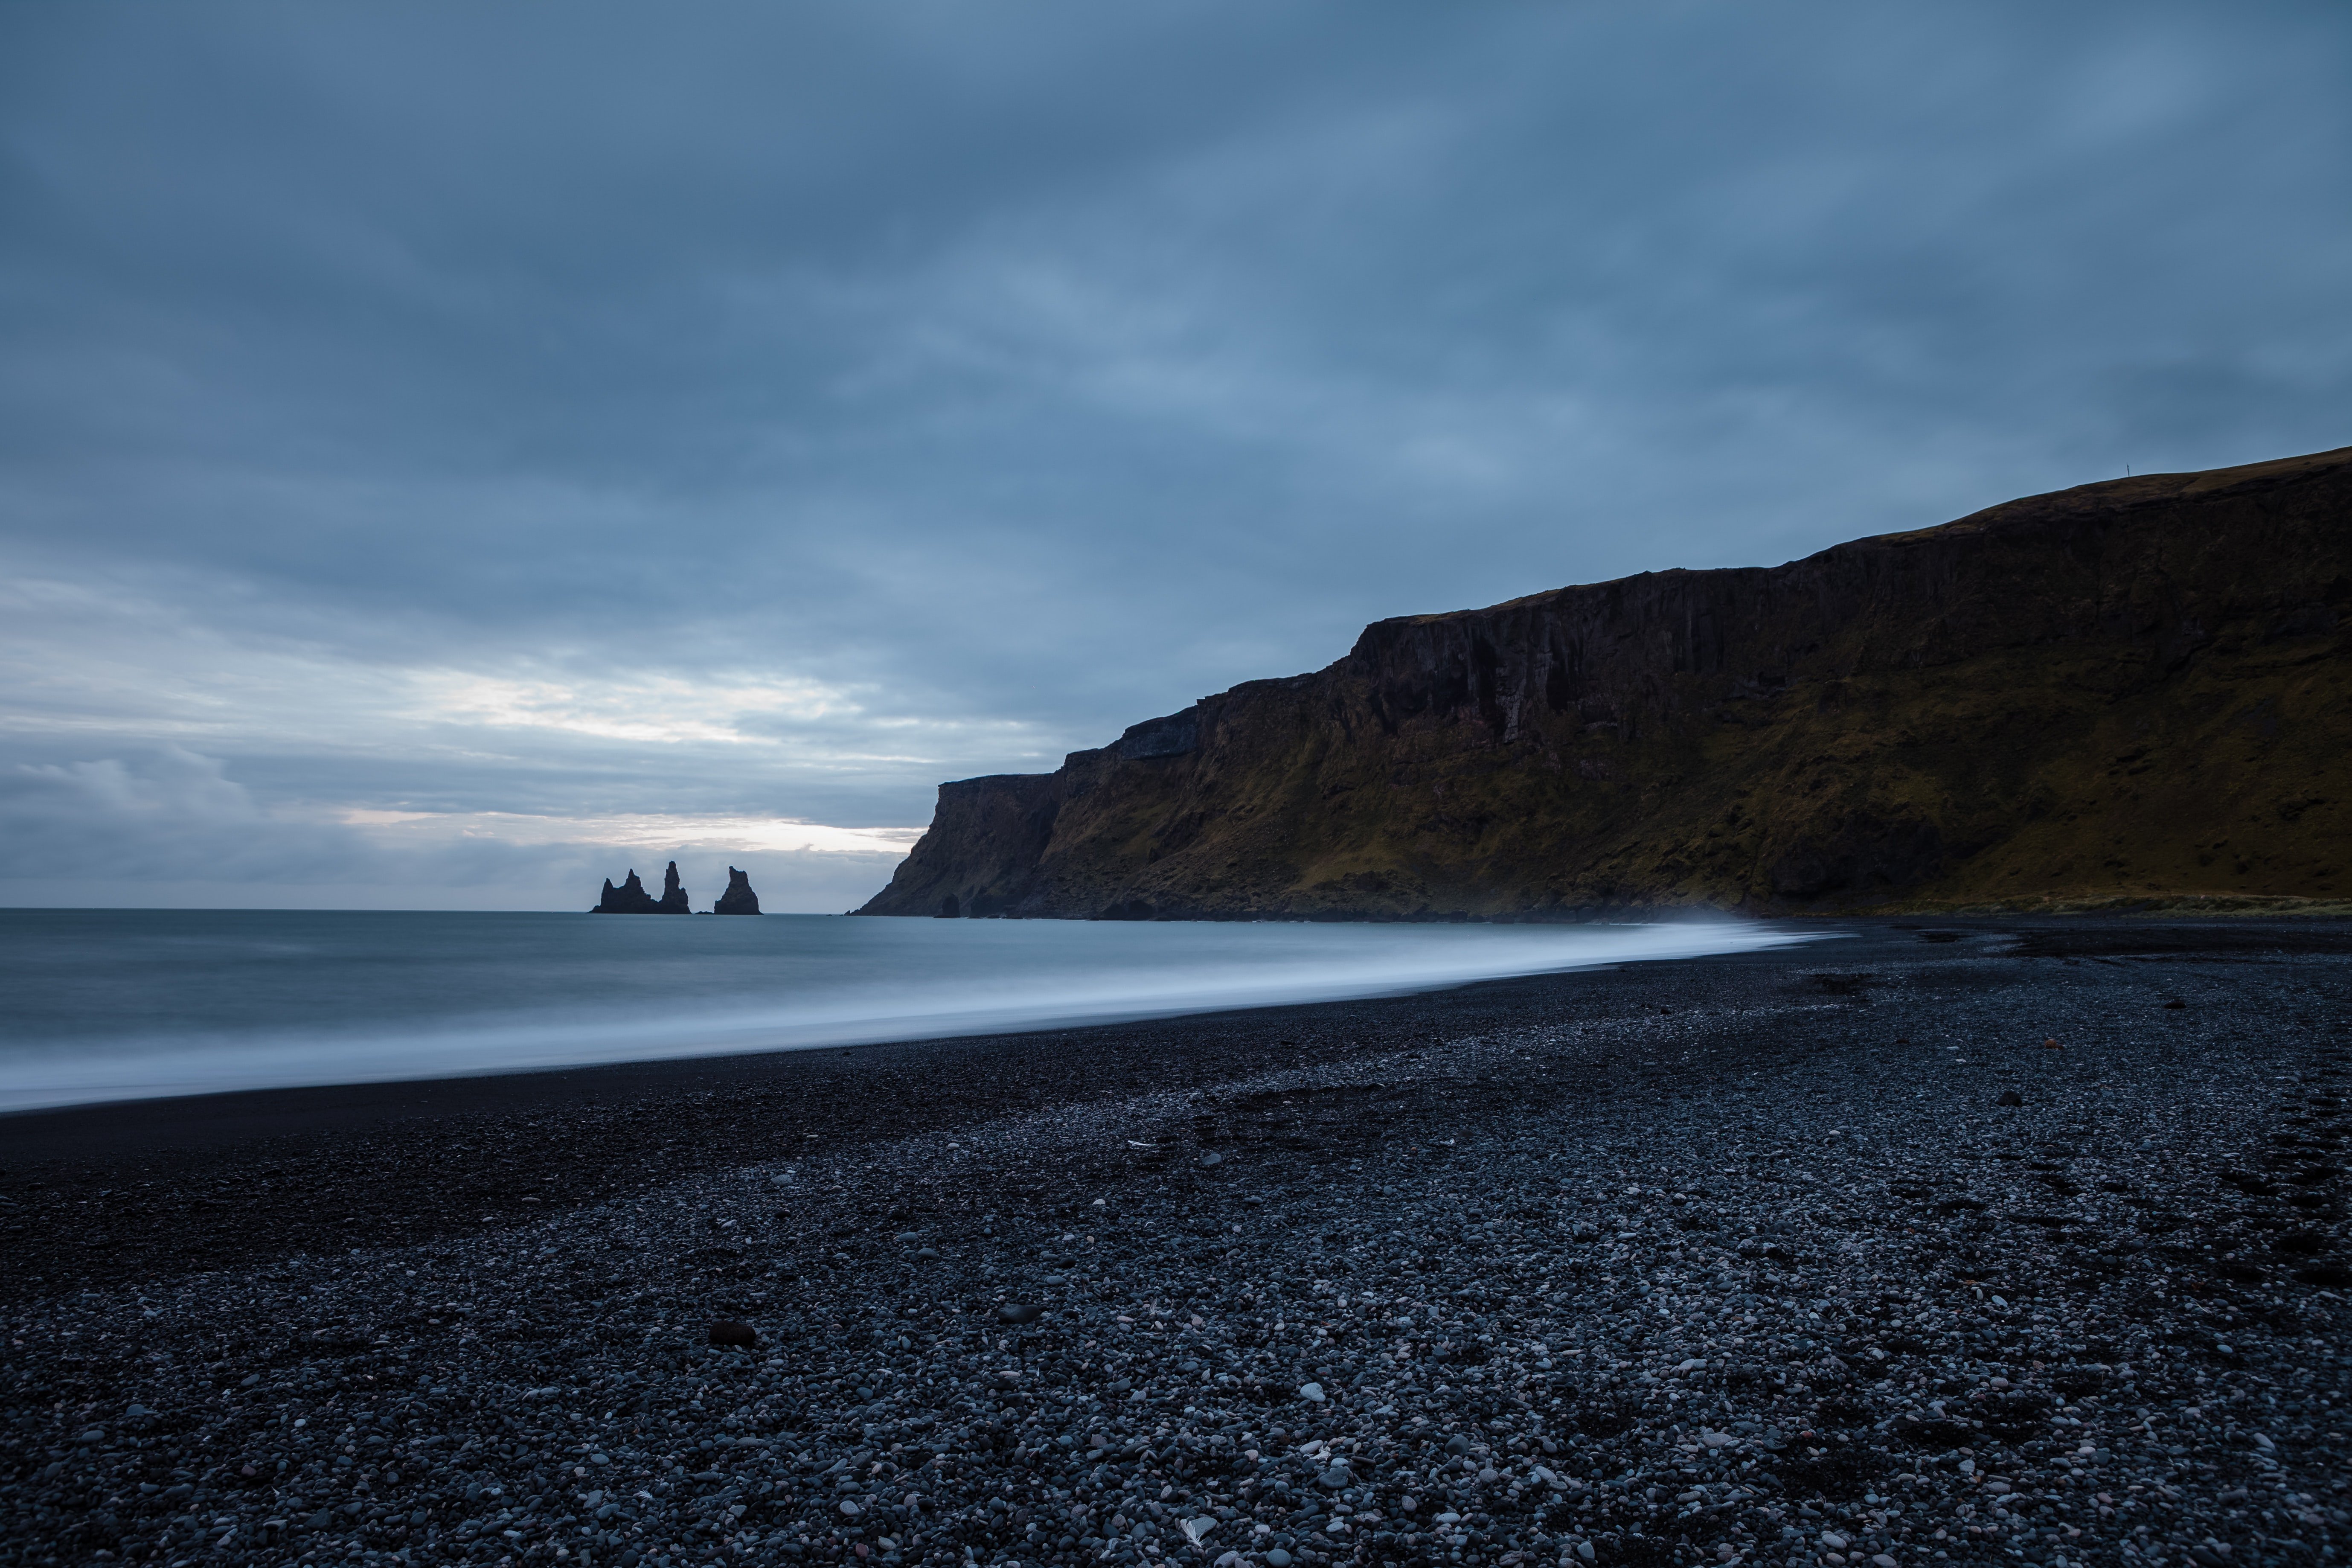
{"left": 338, "top": 809, "right": 923, "bottom": 858}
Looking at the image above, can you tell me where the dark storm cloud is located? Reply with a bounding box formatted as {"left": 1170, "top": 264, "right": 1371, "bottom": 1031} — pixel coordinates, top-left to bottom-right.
{"left": 1, "top": 1, "right": 2347, "bottom": 905}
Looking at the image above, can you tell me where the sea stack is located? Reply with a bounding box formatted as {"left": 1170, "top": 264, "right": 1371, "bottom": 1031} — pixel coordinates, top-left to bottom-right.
{"left": 592, "top": 867, "right": 688, "bottom": 914}
{"left": 713, "top": 867, "right": 762, "bottom": 915}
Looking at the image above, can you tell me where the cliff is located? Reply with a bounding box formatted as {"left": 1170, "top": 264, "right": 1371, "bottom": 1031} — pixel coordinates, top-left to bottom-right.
{"left": 857, "top": 446, "right": 2352, "bottom": 920}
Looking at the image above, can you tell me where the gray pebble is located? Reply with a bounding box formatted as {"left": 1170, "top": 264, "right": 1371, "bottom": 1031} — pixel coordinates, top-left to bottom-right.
{"left": 7, "top": 922, "right": 2342, "bottom": 1568}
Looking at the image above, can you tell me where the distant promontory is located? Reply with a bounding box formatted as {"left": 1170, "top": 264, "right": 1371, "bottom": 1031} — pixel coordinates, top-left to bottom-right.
{"left": 859, "top": 445, "right": 2352, "bottom": 920}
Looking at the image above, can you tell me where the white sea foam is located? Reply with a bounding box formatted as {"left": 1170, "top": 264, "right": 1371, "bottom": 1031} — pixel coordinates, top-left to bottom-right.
{"left": 0, "top": 912, "right": 1827, "bottom": 1111}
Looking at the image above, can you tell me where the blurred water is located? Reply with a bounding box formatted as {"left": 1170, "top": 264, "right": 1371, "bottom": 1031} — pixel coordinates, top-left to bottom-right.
{"left": 0, "top": 910, "right": 1822, "bottom": 1111}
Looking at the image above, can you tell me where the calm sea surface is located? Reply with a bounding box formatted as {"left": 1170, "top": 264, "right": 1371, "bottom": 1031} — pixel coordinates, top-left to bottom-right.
{"left": 0, "top": 911, "right": 1823, "bottom": 1111}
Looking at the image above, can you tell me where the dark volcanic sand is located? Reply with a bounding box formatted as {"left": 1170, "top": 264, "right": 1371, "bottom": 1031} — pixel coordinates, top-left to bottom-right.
{"left": 3, "top": 919, "right": 2349, "bottom": 1568}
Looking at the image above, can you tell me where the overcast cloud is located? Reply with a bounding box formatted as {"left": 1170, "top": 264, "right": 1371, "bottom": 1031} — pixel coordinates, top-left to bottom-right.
{"left": 3, "top": 1, "right": 2347, "bottom": 909}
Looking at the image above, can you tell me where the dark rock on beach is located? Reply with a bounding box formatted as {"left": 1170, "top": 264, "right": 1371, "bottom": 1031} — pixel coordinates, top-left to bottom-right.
{"left": 3, "top": 918, "right": 2347, "bottom": 1568}
{"left": 715, "top": 867, "right": 763, "bottom": 916}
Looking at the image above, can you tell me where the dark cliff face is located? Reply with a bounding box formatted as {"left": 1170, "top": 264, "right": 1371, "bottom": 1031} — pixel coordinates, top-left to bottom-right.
{"left": 858, "top": 445, "right": 2352, "bottom": 919}
{"left": 714, "top": 867, "right": 762, "bottom": 915}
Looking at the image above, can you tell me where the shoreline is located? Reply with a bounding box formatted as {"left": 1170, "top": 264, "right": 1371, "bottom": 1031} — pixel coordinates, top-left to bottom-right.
{"left": 4, "top": 918, "right": 2347, "bottom": 1568}
{"left": 12, "top": 914, "right": 2350, "bottom": 1155}
{"left": 0, "top": 908, "right": 1822, "bottom": 1121}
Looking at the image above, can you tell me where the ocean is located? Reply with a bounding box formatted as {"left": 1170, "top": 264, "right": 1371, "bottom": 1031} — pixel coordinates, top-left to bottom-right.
{"left": 0, "top": 910, "right": 1824, "bottom": 1112}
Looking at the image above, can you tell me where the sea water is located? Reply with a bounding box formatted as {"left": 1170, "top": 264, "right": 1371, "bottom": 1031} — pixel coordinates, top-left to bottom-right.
{"left": 0, "top": 910, "right": 1823, "bottom": 1111}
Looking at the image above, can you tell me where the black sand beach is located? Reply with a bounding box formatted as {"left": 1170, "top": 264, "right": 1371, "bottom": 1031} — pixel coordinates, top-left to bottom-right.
{"left": 4, "top": 920, "right": 2349, "bottom": 1568}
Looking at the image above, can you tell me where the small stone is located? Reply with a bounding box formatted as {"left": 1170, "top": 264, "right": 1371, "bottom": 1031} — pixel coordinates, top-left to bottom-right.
{"left": 708, "top": 1321, "right": 759, "bottom": 1347}
{"left": 916, "top": 1246, "right": 941, "bottom": 1260}
{"left": 1298, "top": 1381, "right": 1326, "bottom": 1402}
{"left": 1996, "top": 1090, "right": 2026, "bottom": 1107}
{"left": 998, "top": 1303, "right": 1044, "bottom": 1325}
{"left": 1201, "top": 1151, "right": 1223, "bottom": 1166}
{"left": 840, "top": 1500, "right": 861, "bottom": 1516}
{"left": 1446, "top": 1434, "right": 1473, "bottom": 1455}
{"left": 1320, "top": 1465, "right": 1352, "bottom": 1488}
{"left": 895, "top": 1231, "right": 921, "bottom": 1243}
{"left": 1265, "top": 1551, "right": 1293, "bottom": 1568}
{"left": 1872, "top": 1557, "right": 1898, "bottom": 1568}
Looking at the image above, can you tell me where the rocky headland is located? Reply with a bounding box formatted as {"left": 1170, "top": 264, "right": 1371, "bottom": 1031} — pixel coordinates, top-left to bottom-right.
{"left": 860, "top": 447, "right": 2352, "bottom": 921}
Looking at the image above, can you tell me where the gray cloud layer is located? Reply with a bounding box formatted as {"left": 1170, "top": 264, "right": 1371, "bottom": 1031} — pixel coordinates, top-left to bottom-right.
{"left": 2, "top": 2, "right": 2346, "bottom": 907}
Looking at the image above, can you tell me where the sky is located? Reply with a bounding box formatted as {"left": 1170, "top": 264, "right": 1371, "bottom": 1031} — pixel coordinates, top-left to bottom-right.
{"left": 2, "top": 2, "right": 2348, "bottom": 912}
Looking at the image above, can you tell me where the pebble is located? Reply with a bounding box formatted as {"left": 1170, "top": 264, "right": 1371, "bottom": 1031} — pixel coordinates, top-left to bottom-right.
{"left": 4, "top": 920, "right": 2346, "bottom": 1568}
